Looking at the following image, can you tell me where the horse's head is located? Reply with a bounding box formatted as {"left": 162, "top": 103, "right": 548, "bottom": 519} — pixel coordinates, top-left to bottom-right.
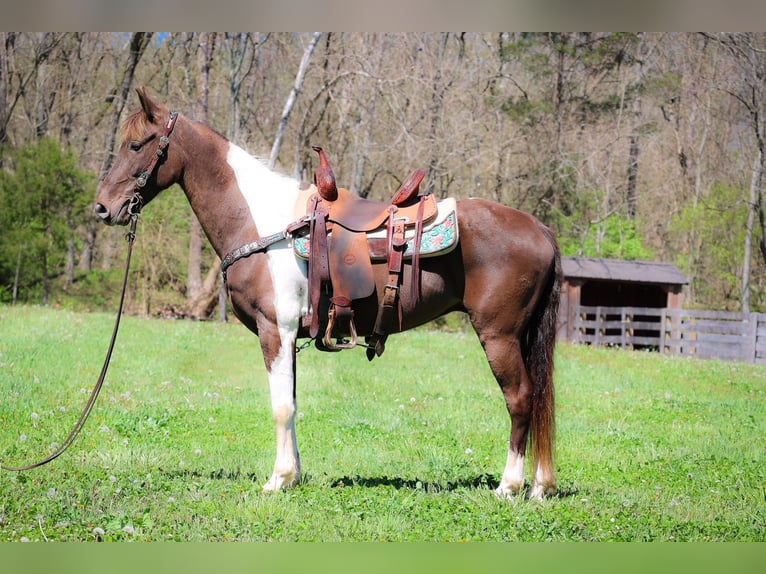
{"left": 94, "top": 87, "right": 181, "bottom": 225}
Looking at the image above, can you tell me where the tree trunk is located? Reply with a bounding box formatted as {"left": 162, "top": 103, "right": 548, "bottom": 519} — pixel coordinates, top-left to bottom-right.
{"left": 41, "top": 250, "right": 49, "bottom": 305}
{"left": 12, "top": 247, "right": 21, "bottom": 305}
{"left": 350, "top": 34, "right": 383, "bottom": 197}
{"left": 0, "top": 32, "right": 12, "bottom": 149}
{"left": 269, "top": 32, "right": 322, "bottom": 169}
{"left": 82, "top": 32, "right": 152, "bottom": 272}
{"left": 742, "top": 141, "right": 763, "bottom": 313}
{"left": 66, "top": 232, "right": 75, "bottom": 287}
{"left": 186, "top": 33, "right": 217, "bottom": 319}
{"left": 626, "top": 134, "right": 639, "bottom": 219}
{"left": 189, "top": 259, "right": 223, "bottom": 319}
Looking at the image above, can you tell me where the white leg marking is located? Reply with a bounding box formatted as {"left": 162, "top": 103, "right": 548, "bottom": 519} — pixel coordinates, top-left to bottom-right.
{"left": 528, "top": 460, "right": 557, "bottom": 501}
{"left": 495, "top": 447, "right": 525, "bottom": 499}
{"left": 226, "top": 144, "right": 309, "bottom": 492}
{"left": 260, "top": 243, "right": 307, "bottom": 493}
{"left": 262, "top": 337, "right": 300, "bottom": 492}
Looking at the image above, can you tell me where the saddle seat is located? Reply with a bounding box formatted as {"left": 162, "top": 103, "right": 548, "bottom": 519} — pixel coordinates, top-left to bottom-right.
{"left": 318, "top": 170, "right": 436, "bottom": 233}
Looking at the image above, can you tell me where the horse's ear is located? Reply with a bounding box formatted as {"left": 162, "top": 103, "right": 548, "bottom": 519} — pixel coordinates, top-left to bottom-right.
{"left": 136, "top": 86, "right": 158, "bottom": 122}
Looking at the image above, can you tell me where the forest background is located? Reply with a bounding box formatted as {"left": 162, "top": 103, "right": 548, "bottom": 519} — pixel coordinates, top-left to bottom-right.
{"left": 0, "top": 32, "right": 765, "bottom": 319}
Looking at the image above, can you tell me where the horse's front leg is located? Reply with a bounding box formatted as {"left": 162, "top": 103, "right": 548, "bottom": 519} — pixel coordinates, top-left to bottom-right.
{"left": 260, "top": 326, "right": 301, "bottom": 492}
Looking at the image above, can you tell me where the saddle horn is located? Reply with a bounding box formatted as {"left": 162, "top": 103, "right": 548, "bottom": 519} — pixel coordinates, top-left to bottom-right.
{"left": 312, "top": 145, "right": 338, "bottom": 201}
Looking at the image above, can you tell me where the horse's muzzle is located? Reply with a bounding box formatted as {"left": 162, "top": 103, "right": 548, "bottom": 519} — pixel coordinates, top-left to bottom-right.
{"left": 93, "top": 200, "right": 129, "bottom": 226}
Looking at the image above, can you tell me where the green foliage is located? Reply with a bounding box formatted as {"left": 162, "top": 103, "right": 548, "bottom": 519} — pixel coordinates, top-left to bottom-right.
{"left": 555, "top": 188, "right": 653, "bottom": 260}
{"left": 642, "top": 71, "right": 682, "bottom": 102}
{"left": 560, "top": 213, "right": 653, "bottom": 260}
{"left": 0, "top": 139, "right": 94, "bottom": 303}
{"left": 130, "top": 186, "right": 198, "bottom": 316}
{"left": 669, "top": 182, "right": 753, "bottom": 309}
{"left": 1, "top": 306, "right": 764, "bottom": 541}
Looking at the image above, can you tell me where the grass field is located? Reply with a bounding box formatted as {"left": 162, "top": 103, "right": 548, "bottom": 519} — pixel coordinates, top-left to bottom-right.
{"left": 0, "top": 304, "right": 764, "bottom": 542}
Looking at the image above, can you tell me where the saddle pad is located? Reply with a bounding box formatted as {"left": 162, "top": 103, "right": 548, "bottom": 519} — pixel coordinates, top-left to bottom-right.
{"left": 293, "top": 198, "right": 459, "bottom": 261}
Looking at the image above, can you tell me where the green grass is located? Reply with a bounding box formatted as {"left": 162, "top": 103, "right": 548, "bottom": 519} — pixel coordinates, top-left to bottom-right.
{"left": 1, "top": 304, "right": 764, "bottom": 541}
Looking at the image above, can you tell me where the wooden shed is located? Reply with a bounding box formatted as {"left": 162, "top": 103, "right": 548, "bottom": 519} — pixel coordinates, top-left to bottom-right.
{"left": 558, "top": 256, "right": 688, "bottom": 343}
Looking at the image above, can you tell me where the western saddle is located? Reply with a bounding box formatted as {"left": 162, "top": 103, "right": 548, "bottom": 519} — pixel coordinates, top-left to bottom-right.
{"left": 304, "top": 146, "right": 438, "bottom": 360}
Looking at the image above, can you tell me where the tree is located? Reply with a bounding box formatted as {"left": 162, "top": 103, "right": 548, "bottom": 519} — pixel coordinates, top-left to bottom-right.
{"left": 186, "top": 32, "right": 217, "bottom": 320}
{"left": 706, "top": 33, "right": 766, "bottom": 312}
{"left": 269, "top": 32, "right": 322, "bottom": 169}
{"left": 0, "top": 138, "right": 92, "bottom": 304}
{"left": 81, "top": 32, "right": 153, "bottom": 273}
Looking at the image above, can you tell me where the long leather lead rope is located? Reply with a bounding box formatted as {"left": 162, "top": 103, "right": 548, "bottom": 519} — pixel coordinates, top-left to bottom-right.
{"left": 1, "top": 206, "right": 140, "bottom": 472}
{"left": 2, "top": 110, "right": 178, "bottom": 472}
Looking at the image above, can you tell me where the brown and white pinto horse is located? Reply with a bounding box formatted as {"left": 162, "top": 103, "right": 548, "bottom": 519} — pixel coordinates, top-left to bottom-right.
{"left": 94, "top": 87, "right": 561, "bottom": 499}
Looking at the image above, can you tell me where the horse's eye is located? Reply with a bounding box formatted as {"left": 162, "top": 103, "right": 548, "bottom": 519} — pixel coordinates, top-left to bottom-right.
{"left": 129, "top": 141, "right": 143, "bottom": 152}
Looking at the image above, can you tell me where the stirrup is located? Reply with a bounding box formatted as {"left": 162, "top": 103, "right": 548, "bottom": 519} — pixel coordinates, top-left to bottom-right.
{"left": 323, "top": 305, "right": 358, "bottom": 350}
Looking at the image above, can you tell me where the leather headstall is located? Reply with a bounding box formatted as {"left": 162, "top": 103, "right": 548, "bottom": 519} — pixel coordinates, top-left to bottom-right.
{"left": 130, "top": 110, "right": 178, "bottom": 214}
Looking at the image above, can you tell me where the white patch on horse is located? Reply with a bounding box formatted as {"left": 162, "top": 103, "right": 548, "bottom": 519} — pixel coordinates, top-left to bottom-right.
{"left": 225, "top": 143, "right": 308, "bottom": 324}
{"left": 226, "top": 143, "right": 307, "bottom": 491}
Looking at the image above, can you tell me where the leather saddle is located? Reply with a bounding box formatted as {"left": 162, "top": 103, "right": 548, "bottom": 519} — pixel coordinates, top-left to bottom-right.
{"left": 303, "top": 146, "right": 439, "bottom": 360}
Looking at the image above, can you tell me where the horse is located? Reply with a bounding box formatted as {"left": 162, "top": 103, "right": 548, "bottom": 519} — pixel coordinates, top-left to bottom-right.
{"left": 94, "top": 87, "right": 561, "bottom": 500}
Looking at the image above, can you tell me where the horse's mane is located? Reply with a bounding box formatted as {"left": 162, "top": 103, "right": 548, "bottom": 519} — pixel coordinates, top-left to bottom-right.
{"left": 120, "top": 108, "right": 230, "bottom": 147}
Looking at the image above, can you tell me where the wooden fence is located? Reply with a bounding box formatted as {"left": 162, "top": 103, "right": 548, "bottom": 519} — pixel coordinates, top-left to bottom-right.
{"left": 570, "top": 305, "right": 766, "bottom": 364}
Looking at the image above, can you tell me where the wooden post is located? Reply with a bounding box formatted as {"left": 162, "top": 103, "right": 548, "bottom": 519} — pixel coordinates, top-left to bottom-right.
{"left": 620, "top": 308, "right": 628, "bottom": 349}
{"left": 567, "top": 281, "right": 582, "bottom": 342}
{"left": 746, "top": 312, "right": 758, "bottom": 363}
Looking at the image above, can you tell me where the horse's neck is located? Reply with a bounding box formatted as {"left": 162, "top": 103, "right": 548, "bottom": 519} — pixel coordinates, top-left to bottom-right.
{"left": 178, "top": 123, "right": 302, "bottom": 258}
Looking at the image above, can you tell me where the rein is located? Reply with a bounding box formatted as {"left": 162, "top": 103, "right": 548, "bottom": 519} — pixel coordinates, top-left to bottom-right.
{"left": 1, "top": 211, "right": 139, "bottom": 471}
{"left": 1, "top": 111, "right": 177, "bottom": 472}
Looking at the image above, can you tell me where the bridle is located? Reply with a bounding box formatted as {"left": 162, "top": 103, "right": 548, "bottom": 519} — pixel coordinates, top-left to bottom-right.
{"left": 129, "top": 110, "right": 178, "bottom": 216}
{"left": 1, "top": 110, "right": 178, "bottom": 472}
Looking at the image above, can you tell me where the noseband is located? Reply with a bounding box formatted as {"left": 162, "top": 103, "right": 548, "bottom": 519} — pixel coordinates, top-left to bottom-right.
{"left": 129, "top": 110, "right": 178, "bottom": 214}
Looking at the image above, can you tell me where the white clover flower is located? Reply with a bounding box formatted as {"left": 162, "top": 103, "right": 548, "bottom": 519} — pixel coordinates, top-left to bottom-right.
{"left": 465, "top": 448, "right": 473, "bottom": 455}
{"left": 122, "top": 525, "right": 135, "bottom": 534}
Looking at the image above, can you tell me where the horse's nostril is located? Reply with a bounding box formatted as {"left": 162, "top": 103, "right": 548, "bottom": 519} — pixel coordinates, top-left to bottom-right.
{"left": 94, "top": 203, "right": 109, "bottom": 220}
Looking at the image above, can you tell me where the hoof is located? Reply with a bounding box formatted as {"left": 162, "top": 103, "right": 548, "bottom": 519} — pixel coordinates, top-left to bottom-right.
{"left": 261, "top": 471, "right": 299, "bottom": 493}
{"left": 526, "top": 483, "right": 556, "bottom": 501}
{"left": 494, "top": 483, "right": 523, "bottom": 501}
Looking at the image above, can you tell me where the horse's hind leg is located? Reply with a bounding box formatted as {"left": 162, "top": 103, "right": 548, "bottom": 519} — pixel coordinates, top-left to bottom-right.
{"left": 479, "top": 333, "right": 534, "bottom": 498}
{"left": 492, "top": 333, "right": 556, "bottom": 501}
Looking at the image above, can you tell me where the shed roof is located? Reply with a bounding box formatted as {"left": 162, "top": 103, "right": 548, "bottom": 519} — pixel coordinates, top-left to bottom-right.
{"left": 562, "top": 257, "right": 688, "bottom": 286}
